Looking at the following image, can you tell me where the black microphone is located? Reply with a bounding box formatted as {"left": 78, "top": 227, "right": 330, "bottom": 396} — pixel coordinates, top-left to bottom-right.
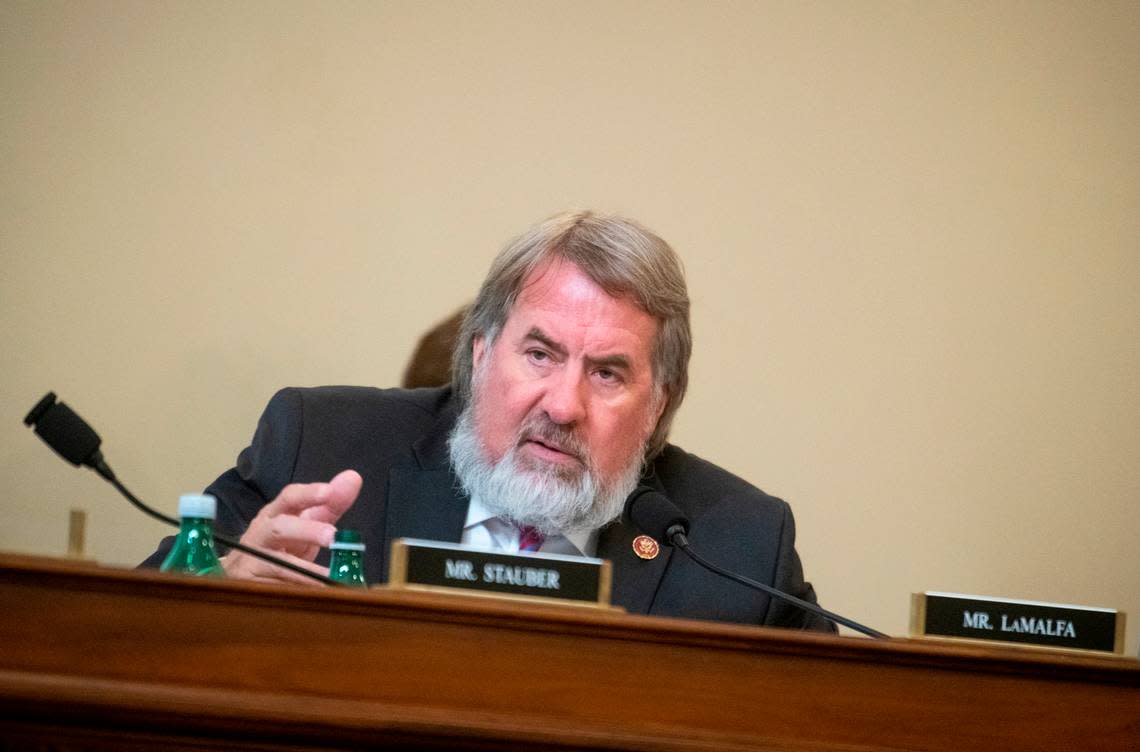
{"left": 623, "top": 486, "right": 888, "bottom": 638}
{"left": 25, "top": 392, "right": 110, "bottom": 473}
{"left": 24, "top": 392, "right": 342, "bottom": 587}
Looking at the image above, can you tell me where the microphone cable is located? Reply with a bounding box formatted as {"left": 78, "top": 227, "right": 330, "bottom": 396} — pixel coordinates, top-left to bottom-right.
{"left": 26, "top": 392, "right": 343, "bottom": 587}
{"left": 626, "top": 485, "right": 888, "bottom": 638}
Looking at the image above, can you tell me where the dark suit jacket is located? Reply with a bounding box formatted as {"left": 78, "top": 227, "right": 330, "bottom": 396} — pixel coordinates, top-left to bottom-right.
{"left": 143, "top": 386, "right": 835, "bottom": 632}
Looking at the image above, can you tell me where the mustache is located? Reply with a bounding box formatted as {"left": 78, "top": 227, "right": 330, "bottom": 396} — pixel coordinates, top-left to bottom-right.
{"left": 518, "top": 416, "right": 589, "bottom": 465}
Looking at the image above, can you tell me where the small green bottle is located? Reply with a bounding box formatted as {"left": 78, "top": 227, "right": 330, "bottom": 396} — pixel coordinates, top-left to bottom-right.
{"left": 328, "top": 529, "right": 367, "bottom": 587}
{"left": 160, "top": 494, "right": 225, "bottom": 577}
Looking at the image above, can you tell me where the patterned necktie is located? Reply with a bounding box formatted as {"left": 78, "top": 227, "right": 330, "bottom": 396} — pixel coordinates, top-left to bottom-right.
{"left": 517, "top": 524, "right": 545, "bottom": 553}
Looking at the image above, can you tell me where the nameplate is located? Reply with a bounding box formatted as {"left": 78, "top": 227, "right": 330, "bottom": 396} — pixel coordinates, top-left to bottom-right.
{"left": 388, "top": 538, "right": 613, "bottom": 608}
{"left": 911, "top": 591, "right": 1125, "bottom": 654}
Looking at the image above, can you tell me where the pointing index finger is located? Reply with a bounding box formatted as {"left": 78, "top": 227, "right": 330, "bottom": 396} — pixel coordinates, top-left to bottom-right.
{"left": 266, "top": 470, "right": 363, "bottom": 520}
{"left": 300, "top": 469, "right": 362, "bottom": 524}
{"left": 268, "top": 481, "right": 337, "bottom": 516}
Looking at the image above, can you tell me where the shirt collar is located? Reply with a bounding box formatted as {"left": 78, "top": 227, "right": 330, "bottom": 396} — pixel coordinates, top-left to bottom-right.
{"left": 464, "top": 495, "right": 598, "bottom": 557}
{"left": 463, "top": 495, "right": 499, "bottom": 529}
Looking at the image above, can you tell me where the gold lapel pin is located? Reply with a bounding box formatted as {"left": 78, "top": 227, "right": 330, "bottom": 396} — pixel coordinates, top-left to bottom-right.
{"left": 632, "top": 534, "right": 660, "bottom": 560}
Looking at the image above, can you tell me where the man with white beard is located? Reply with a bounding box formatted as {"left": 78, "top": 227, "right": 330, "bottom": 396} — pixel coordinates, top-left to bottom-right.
{"left": 144, "top": 211, "right": 834, "bottom": 631}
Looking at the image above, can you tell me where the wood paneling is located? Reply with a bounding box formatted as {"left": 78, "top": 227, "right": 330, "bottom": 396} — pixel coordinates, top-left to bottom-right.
{"left": 1, "top": 554, "right": 1136, "bottom": 751}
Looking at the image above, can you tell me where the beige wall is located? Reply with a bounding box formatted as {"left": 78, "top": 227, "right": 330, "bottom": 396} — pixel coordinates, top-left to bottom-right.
{"left": 2, "top": 1, "right": 1137, "bottom": 654}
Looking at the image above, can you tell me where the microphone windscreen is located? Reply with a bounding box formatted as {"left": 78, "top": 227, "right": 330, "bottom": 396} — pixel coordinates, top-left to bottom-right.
{"left": 33, "top": 401, "right": 102, "bottom": 466}
{"left": 623, "top": 486, "right": 690, "bottom": 543}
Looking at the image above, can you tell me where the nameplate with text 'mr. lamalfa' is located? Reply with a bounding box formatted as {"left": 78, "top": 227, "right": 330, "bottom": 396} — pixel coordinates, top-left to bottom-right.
{"left": 911, "top": 591, "right": 1126, "bottom": 655}
{"left": 388, "top": 538, "right": 614, "bottom": 609}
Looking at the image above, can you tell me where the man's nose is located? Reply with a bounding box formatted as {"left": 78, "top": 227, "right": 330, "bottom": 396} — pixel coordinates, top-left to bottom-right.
{"left": 541, "top": 368, "right": 587, "bottom": 425}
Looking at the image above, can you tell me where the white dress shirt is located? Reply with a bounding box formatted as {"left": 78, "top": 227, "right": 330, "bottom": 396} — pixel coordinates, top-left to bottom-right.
{"left": 460, "top": 495, "right": 598, "bottom": 557}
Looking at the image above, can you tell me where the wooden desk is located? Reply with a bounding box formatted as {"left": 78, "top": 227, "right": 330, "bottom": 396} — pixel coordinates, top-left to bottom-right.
{"left": 0, "top": 553, "right": 1136, "bottom": 750}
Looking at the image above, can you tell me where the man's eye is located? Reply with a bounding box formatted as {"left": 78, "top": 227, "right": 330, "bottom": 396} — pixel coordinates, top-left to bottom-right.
{"left": 527, "top": 349, "right": 550, "bottom": 363}
{"left": 595, "top": 368, "right": 621, "bottom": 383}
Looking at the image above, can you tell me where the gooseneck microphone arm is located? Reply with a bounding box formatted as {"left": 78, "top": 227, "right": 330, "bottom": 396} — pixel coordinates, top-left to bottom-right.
{"left": 669, "top": 526, "right": 887, "bottom": 638}
{"left": 86, "top": 458, "right": 178, "bottom": 527}
{"left": 98, "top": 461, "right": 339, "bottom": 586}
{"left": 626, "top": 487, "right": 888, "bottom": 639}
{"left": 25, "top": 392, "right": 342, "bottom": 587}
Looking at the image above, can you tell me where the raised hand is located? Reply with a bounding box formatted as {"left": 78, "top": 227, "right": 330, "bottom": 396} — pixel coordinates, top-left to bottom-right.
{"left": 221, "top": 469, "right": 362, "bottom": 585}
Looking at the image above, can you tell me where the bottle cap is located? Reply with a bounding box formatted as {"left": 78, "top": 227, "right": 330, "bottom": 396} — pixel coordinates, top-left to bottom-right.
{"left": 331, "top": 528, "right": 365, "bottom": 551}
{"left": 178, "top": 493, "right": 217, "bottom": 520}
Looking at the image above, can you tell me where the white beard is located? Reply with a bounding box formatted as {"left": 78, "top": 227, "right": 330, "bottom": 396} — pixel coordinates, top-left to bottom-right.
{"left": 447, "top": 399, "right": 644, "bottom": 537}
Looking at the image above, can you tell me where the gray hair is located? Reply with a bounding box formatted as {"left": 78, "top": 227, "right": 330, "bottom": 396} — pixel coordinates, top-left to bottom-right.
{"left": 452, "top": 210, "right": 691, "bottom": 459}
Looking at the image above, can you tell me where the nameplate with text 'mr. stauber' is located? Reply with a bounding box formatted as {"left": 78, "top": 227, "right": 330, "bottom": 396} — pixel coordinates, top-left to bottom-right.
{"left": 388, "top": 538, "right": 613, "bottom": 609}
{"left": 911, "top": 591, "right": 1125, "bottom": 655}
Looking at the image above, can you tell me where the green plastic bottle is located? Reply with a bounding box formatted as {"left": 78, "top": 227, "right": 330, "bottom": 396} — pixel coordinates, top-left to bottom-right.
{"left": 160, "top": 494, "right": 225, "bottom": 577}
{"left": 328, "top": 529, "right": 367, "bottom": 587}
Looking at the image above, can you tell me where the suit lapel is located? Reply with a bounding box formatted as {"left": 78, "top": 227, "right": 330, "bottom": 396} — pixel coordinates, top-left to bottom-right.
{"left": 380, "top": 466, "right": 467, "bottom": 581}
{"left": 596, "top": 474, "right": 673, "bottom": 615}
{"left": 379, "top": 397, "right": 469, "bottom": 582}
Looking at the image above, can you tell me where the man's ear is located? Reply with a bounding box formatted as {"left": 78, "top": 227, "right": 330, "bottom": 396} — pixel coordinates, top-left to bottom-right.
{"left": 646, "top": 385, "right": 668, "bottom": 437}
{"left": 653, "top": 387, "right": 668, "bottom": 424}
{"left": 472, "top": 334, "right": 486, "bottom": 371}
